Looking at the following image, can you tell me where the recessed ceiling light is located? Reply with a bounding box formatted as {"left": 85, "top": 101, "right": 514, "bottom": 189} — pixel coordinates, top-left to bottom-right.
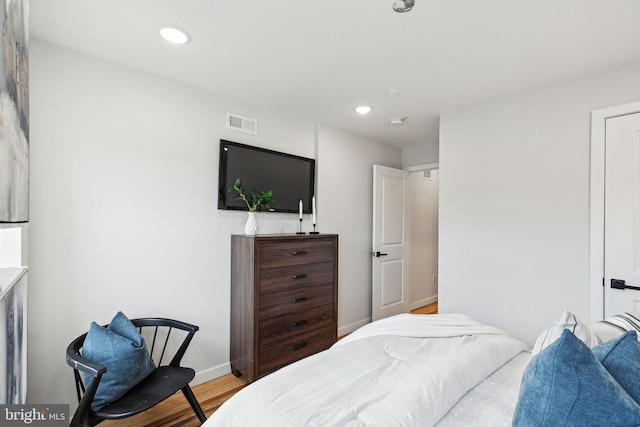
{"left": 160, "top": 27, "right": 191, "bottom": 45}
{"left": 355, "top": 106, "right": 372, "bottom": 114}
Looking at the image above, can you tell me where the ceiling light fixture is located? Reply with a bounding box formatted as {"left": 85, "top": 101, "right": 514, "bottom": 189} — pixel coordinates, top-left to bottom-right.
{"left": 355, "top": 106, "right": 372, "bottom": 114}
{"left": 393, "top": 0, "right": 415, "bottom": 13}
{"left": 160, "top": 27, "right": 191, "bottom": 45}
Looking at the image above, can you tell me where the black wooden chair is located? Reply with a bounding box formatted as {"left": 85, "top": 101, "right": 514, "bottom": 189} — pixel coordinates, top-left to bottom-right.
{"left": 66, "top": 317, "right": 207, "bottom": 427}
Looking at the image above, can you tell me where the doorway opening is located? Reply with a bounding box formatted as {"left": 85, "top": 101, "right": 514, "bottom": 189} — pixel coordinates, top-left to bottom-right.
{"left": 406, "top": 163, "right": 439, "bottom": 311}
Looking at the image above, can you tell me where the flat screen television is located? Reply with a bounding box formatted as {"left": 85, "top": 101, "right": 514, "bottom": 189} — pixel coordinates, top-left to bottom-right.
{"left": 218, "top": 140, "right": 316, "bottom": 213}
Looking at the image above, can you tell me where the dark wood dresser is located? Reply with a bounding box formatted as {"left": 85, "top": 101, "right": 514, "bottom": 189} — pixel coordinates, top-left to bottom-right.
{"left": 230, "top": 233, "right": 338, "bottom": 382}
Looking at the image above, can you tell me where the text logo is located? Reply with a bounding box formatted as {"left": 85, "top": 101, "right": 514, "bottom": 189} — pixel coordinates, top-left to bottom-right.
{"left": 0, "top": 405, "right": 68, "bottom": 426}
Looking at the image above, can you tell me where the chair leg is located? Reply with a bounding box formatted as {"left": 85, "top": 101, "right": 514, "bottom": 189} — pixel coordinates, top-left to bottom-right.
{"left": 182, "top": 385, "right": 207, "bottom": 424}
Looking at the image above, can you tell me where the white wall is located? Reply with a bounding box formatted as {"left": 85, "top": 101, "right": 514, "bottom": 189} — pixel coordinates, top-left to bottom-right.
{"left": 316, "top": 125, "right": 401, "bottom": 334}
{"left": 409, "top": 170, "right": 438, "bottom": 309}
{"left": 28, "top": 40, "right": 400, "bottom": 405}
{"left": 401, "top": 142, "right": 439, "bottom": 167}
{"left": 439, "top": 61, "right": 640, "bottom": 346}
{"left": 0, "top": 226, "right": 22, "bottom": 267}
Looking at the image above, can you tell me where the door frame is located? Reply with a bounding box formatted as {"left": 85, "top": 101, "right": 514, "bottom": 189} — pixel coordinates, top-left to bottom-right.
{"left": 590, "top": 101, "right": 640, "bottom": 322}
{"left": 404, "top": 162, "right": 440, "bottom": 173}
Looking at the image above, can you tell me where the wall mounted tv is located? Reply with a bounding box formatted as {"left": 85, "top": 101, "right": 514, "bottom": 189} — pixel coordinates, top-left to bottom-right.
{"left": 218, "top": 140, "right": 316, "bottom": 213}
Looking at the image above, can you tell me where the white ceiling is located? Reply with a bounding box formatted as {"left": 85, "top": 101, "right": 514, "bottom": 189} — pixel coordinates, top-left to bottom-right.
{"left": 29, "top": 0, "right": 640, "bottom": 149}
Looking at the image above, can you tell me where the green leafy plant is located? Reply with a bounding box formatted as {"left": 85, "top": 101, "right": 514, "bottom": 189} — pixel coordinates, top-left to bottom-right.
{"left": 229, "top": 178, "right": 274, "bottom": 212}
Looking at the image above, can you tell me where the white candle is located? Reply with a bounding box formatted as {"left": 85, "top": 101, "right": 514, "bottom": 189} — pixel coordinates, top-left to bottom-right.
{"left": 312, "top": 196, "right": 316, "bottom": 224}
{"left": 299, "top": 199, "right": 303, "bottom": 219}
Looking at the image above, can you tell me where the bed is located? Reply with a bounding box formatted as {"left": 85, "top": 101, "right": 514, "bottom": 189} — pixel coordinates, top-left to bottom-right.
{"left": 205, "top": 311, "right": 640, "bottom": 427}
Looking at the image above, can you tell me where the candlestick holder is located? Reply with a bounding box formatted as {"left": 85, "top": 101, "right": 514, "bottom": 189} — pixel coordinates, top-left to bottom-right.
{"left": 296, "top": 218, "right": 305, "bottom": 234}
{"left": 310, "top": 224, "right": 319, "bottom": 234}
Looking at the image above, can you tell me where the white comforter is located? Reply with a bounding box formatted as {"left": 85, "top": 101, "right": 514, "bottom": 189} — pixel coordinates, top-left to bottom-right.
{"left": 206, "top": 314, "right": 528, "bottom": 427}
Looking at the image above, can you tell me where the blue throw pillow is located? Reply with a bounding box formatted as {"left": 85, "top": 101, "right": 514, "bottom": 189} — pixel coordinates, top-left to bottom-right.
{"left": 512, "top": 329, "right": 640, "bottom": 427}
{"left": 82, "top": 312, "right": 156, "bottom": 411}
{"left": 592, "top": 330, "right": 640, "bottom": 404}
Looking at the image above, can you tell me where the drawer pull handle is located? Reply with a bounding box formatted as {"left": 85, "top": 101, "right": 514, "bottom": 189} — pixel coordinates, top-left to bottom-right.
{"left": 292, "top": 297, "right": 308, "bottom": 303}
{"left": 292, "top": 320, "right": 308, "bottom": 327}
{"left": 292, "top": 341, "right": 308, "bottom": 350}
{"left": 292, "top": 274, "right": 308, "bottom": 280}
{"left": 292, "top": 250, "right": 308, "bottom": 256}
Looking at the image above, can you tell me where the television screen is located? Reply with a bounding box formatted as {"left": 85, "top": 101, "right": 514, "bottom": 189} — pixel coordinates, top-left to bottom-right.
{"left": 218, "top": 140, "right": 316, "bottom": 213}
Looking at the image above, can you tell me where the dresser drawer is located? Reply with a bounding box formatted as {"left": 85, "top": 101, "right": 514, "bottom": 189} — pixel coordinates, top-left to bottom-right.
{"left": 259, "top": 283, "right": 334, "bottom": 320}
{"left": 258, "top": 325, "right": 335, "bottom": 377}
{"left": 259, "top": 262, "right": 334, "bottom": 294}
{"left": 259, "top": 239, "right": 335, "bottom": 268}
{"left": 259, "top": 304, "right": 334, "bottom": 342}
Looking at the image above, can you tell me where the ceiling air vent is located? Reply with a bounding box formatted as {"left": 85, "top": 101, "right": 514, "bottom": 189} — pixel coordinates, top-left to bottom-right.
{"left": 226, "top": 113, "right": 258, "bottom": 135}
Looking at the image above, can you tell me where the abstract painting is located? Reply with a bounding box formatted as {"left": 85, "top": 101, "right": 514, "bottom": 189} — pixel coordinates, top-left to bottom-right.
{"left": 0, "top": 0, "right": 29, "bottom": 223}
{"left": 0, "top": 267, "right": 27, "bottom": 404}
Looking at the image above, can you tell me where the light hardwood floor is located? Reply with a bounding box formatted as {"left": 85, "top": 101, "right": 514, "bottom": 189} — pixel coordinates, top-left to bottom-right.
{"left": 411, "top": 302, "right": 438, "bottom": 315}
{"left": 101, "top": 302, "right": 438, "bottom": 427}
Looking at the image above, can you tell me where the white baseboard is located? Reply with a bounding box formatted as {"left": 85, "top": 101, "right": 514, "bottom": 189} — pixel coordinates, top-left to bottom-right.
{"left": 411, "top": 295, "right": 438, "bottom": 311}
{"left": 338, "top": 317, "right": 371, "bottom": 337}
{"left": 193, "top": 362, "right": 231, "bottom": 386}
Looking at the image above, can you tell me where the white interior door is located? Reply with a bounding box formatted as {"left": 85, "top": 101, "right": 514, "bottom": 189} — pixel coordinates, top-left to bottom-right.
{"left": 604, "top": 112, "right": 640, "bottom": 317}
{"left": 372, "top": 165, "right": 410, "bottom": 321}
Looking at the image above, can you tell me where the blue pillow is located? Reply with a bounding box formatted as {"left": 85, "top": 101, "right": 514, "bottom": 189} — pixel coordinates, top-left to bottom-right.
{"left": 82, "top": 312, "right": 156, "bottom": 411}
{"left": 592, "top": 330, "right": 640, "bottom": 404}
{"left": 512, "top": 329, "right": 640, "bottom": 427}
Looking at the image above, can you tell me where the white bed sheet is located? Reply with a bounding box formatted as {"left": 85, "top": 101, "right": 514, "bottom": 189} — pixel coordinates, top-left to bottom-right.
{"left": 436, "top": 352, "right": 530, "bottom": 426}
{"left": 206, "top": 314, "right": 528, "bottom": 427}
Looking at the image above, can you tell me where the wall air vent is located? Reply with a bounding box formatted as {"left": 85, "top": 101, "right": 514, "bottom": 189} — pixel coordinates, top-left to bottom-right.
{"left": 226, "top": 113, "right": 258, "bottom": 135}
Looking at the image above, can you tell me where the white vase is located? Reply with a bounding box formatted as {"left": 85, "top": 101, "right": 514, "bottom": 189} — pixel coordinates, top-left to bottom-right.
{"left": 244, "top": 212, "right": 258, "bottom": 236}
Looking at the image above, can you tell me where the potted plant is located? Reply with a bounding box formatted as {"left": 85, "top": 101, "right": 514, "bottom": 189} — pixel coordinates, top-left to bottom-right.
{"left": 229, "top": 178, "right": 274, "bottom": 235}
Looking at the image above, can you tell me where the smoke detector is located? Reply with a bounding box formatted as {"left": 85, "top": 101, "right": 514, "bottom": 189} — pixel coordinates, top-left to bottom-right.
{"left": 389, "top": 117, "right": 408, "bottom": 126}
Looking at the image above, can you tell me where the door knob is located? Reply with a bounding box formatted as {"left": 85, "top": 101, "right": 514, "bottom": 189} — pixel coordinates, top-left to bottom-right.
{"left": 611, "top": 278, "right": 640, "bottom": 291}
